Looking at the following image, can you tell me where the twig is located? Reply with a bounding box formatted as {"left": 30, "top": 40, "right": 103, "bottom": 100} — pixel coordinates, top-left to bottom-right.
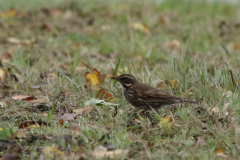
{"left": 221, "top": 44, "right": 230, "bottom": 55}
{"left": 229, "top": 70, "right": 236, "bottom": 88}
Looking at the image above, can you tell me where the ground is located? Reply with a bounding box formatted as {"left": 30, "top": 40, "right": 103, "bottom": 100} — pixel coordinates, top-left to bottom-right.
{"left": 0, "top": 0, "right": 240, "bottom": 159}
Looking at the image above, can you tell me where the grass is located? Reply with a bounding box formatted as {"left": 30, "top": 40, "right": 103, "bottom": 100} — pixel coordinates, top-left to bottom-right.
{"left": 0, "top": 0, "right": 240, "bottom": 159}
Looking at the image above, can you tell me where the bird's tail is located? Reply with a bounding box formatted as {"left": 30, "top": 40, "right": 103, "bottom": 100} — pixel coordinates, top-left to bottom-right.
{"left": 183, "top": 100, "right": 197, "bottom": 104}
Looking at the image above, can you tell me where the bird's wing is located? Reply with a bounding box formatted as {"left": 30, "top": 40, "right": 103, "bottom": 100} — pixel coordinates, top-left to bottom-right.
{"left": 135, "top": 83, "right": 181, "bottom": 100}
{"left": 146, "top": 88, "right": 180, "bottom": 99}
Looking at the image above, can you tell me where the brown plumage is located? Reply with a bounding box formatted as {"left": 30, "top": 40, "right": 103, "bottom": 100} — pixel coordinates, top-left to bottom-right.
{"left": 111, "top": 74, "right": 196, "bottom": 111}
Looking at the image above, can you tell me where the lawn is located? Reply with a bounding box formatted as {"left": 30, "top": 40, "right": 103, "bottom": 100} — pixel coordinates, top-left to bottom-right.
{"left": 0, "top": 0, "right": 240, "bottom": 159}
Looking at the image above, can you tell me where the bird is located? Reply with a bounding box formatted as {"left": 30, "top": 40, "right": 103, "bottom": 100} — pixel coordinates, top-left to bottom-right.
{"left": 111, "top": 74, "right": 196, "bottom": 112}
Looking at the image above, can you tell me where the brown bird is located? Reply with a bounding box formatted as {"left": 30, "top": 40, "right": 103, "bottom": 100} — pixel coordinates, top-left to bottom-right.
{"left": 111, "top": 74, "right": 196, "bottom": 112}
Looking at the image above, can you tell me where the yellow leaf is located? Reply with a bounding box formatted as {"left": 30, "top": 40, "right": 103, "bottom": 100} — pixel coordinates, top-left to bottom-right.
{"left": 169, "top": 79, "right": 177, "bottom": 88}
{"left": 132, "top": 22, "right": 151, "bottom": 35}
{"left": 157, "top": 81, "right": 166, "bottom": 90}
{"left": 84, "top": 69, "right": 105, "bottom": 89}
{"left": 158, "top": 116, "right": 174, "bottom": 128}
{"left": 0, "top": 127, "right": 2, "bottom": 131}
{"left": 216, "top": 148, "right": 228, "bottom": 158}
{"left": 0, "top": 8, "right": 16, "bottom": 18}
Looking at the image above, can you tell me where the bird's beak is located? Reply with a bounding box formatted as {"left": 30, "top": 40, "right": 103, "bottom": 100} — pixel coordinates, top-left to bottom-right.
{"left": 110, "top": 76, "right": 118, "bottom": 80}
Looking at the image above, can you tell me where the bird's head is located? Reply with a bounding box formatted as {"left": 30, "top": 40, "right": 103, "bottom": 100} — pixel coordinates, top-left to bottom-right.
{"left": 111, "top": 74, "right": 138, "bottom": 88}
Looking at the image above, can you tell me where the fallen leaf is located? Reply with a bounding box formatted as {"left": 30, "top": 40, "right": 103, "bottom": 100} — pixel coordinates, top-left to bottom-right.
{"left": 1, "top": 52, "right": 12, "bottom": 62}
{"left": 132, "top": 22, "right": 151, "bottom": 35}
{"left": 0, "top": 69, "right": 7, "bottom": 81}
{"left": 157, "top": 81, "right": 166, "bottom": 90}
{"left": 59, "top": 114, "right": 76, "bottom": 121}
{"left": 70, "top": 43, "right": 80, "bottom": 49}
{"left": 93, "top": 146, "right": 128, "bottom": 159}
{"left": 42, "top": 146, "right": 65, "bottom": 158}
{"left": 12, "top": 95, "right": 36, "bottom": 101}
{"left": 84, "top": 98, "right": 118, "bottom": 106}
{"left": 159, "top": 16, "right": 170, "bottom": 26}
{"left": 96, "top": 88, "right": 113, "bottom": 100}
{"left": 7, "top": 37, "right": 35, "bottom": 46}
{"left": 40, "top": 23, "right": 52, "bottom": 32}
{"left": 0, "top": 102, "right": 7, "bottom": 108}
{"left": 0, "top": 155, "right": 18, "bottom": 160}
{"left": 10, "top": 129, "right": 27, "bottom": 139}
{"left": 234, "top": 44, "right": 240, "bottom": 50}
{"left": 31, "top": 81, "right": 47, "bottom": 88}
{"left": 69, "top": 123, "right": 82, "bottom": 136}
{"left": 226, "top": 91, "right": 232, "bottom": 97}
{"left": 0, "top": 8, "right": 16, "bottom": 18}
{"left": 166, "top": 40, "right": 181, "bottom": 49}
{"left": 73, "top": 106, "right": 94, "bottom": 116}
{"left": 216, "top": 148, "right": 228, "bottom": 158}
{"left": 158, "top": 116, "right": 174, "bottom": 128}
{"left": 14, "top": 73, "right": 24, "bottom": 83}
{"left": 28, "top": 96, "right": 49, "bottom": 103}
{"left": 211, "top": 107, "right": 219, "bottom": 113}
{"left": 169, "top": 79, "right": 177, "bottom": 88}
{"left": 224, "top": 103, "right": 230, "bottom": 109}
{"left": 84, "top": 69, "right": 106, "bottom": 89}
{"left": 19, "top": 120, "right": 49, "bottom": 129}
{"left": 58, "top": 119, "right": 64, "bottom": 126}
{"left": 134, "top": 118, "right": 141, "bottom": 124}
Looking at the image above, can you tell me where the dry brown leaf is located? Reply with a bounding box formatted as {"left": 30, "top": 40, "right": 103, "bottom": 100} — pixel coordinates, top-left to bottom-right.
{"left": 58, "top": 119, "right": 64, "bottom": 126}
{"left": 19, "top": 120, "right": 49, "bottom": 129}
{"left": 134, "top": 118, "right": 141, "bottom": 124}
{"left": 0, "top": 102, "right": 7, "bottom": 108}
{"left": 158, "top": 116, "right": 174, "bottom": 128}
{"left": 10, "top": 129, "right": 27, "bottom": 139}
{"left": 1, "top": 52, "right": 12, "bottom": 62}
{"left": 0, "top": 69, "right": 7, "bottom": 81}
{"left": 0, "top": 155, "right": 18, "bottom": 160}
{"left": 7, "top": 37, "right": 35, "bottom": 46}
{"left": 12, "top": 95, "right": 36, "bottom": 101}
{"left": 69, "top": 123, "right": 82, "bottom": 136}
{"left": 84, "top": 69, "right": 106, "bottom": 89}
{"left": 210, "top": 107, "right": 219, "bottom": 113}
{"left": 73, "top": 106, "right": 94, "bottom": 116}
{"left": 93, "top": 146, "right": 128, "bottom": 159}
{"left": 59, "top": 114, "right": 76, "bottom": 121}
{"left": 159, "top": 16, "right": 170, "bottom": 26}
{"left": 166, "top": 40, "right": 181, "bottom": 49}
{"left": 14, "top": 73, "right": 24, "bottom": 83}
{"left": 70, "top": 43, "right": 80, "bottom": 49}
{"left": 234, "top": 44, "right": 240, "bottom": 50}
{"left": 216, "top": 148, "right": 228, "bottom": 158}
{"left": 28, "top": 96, "right": 49, "bottom": 103}
{"left": 96, "top": 89, "right": 113, "bottom": 100}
